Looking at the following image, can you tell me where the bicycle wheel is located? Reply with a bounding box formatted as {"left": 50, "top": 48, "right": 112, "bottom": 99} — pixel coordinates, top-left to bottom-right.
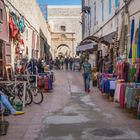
{"left": 18, "top": 88, "right": 33, "bottom": 106}
{"left": 30, "top": 86, "right": 44, "bottom": 104}
{"left": 25, "top": 89, "right": 33, "bottom": 105}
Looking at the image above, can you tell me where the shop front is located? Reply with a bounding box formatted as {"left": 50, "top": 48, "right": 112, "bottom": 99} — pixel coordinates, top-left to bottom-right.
{"left": 76, "top": 42, "right": 98, "bottom": 66}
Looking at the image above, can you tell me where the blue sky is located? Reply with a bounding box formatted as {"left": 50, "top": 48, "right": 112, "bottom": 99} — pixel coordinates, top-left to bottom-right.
{"left": 37, "top": 0, "right": 81, "bottom": 5}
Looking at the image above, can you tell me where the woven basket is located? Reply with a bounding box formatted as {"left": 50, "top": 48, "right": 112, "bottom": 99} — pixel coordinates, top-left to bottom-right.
{"left": 0, "top": 120, "right": 9, "bottom": 136}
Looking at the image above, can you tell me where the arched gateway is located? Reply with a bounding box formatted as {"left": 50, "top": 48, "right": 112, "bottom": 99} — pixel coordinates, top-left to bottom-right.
{"left": 50, "top": 33, "right": 75, "bottom": 59}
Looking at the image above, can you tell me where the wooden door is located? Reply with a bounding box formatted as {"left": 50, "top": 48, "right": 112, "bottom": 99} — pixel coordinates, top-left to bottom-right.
{"left": 0, "top": 40, "right": 4, "bottom": 80}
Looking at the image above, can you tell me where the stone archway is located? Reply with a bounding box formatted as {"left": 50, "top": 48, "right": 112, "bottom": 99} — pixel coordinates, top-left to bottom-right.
{"left": 51, "top": 32, "right": 75, "bottom": 59}
{"left": 56, "top": 44, "right": 70, "bottom": 57}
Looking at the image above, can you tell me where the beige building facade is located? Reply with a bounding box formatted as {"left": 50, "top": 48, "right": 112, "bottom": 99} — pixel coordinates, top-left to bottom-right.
{"left": 81, "top": 0, "right": 140, "bottom": 67}
{"left": 82, "top": 0, "right": 140, "bottom": 56}
{"left": 3, "top": 0, "right": 51, "bottom": 68}
{"left": 47, "top": 5, "right": 82, "bottom": 59}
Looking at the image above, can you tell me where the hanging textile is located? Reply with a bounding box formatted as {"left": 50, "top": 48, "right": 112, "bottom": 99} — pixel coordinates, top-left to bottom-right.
{"left": 137, "top": 20, "right": 140, "bottom": 59}
{"left": 9, "top": 15, "right": 19, "bottom": 39}
{"left": 132, "top": 44, "right": 136, "bottom": 63}
{"left": 129, "top": 19, "right": 135, "bottom": 58}
{"left": 19, "top": 16, "right": 25, "bottom": 33}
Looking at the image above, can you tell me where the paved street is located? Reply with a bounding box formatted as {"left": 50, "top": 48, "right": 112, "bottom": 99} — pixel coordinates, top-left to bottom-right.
{"left": 1, "top": 71, "right": 140, "bottom": 140}
{"left": 1, "top": 71, "right": 70, "bottom": 140}
{"left": 38, "top": 71, "right": 140, "bottom": 140}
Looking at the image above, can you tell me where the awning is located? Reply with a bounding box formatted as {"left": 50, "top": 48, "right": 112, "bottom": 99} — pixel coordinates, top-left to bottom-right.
{"left": 80, "top": 35, "right": 110, "bottom": 46}
{"left": 100, "top": 31, "right": 117, "bottom": 44}
{"left": 76, "top": 43, "right": 97, "bottom": 52}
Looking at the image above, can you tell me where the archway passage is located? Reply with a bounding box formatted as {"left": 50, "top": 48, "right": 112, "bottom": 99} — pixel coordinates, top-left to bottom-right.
{"left": 57, "top": 44, "right": 69, "bottom": 49}
{"left": 56, "top": 44, "right": 71, "bottom": 57}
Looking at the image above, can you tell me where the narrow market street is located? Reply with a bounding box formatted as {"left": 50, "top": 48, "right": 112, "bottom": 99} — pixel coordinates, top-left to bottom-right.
{"left": 1, "top": 0, "right": 140, "bottom": 140}
{"left": 1, "top": 71, "right": 140, "bottom": 140}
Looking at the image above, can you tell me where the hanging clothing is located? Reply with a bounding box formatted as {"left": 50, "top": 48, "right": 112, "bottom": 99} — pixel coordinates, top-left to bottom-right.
{"left": 123, "top": 62, "right": 130, "bottom": 82}
{"left": 114, "top": 83, "right": 122, "bottom": 102}
{"left": 9, "top": 16, "right": 19, "bottom": 38}
{"left": 19, "top": 16, "right": 25, "bottom": 33}
{"left": 129, "top": 65, "right": 135, "bottom": 82}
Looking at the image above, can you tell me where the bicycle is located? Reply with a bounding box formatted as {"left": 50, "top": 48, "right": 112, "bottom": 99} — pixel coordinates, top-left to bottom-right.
{"left": 0, "top": 82, "right": 33, "bottom": 106}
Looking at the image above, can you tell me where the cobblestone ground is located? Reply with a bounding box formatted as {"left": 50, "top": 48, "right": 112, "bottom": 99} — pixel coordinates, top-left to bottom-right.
{"left": 1, "top": 71, "right": 140, "bottom": 140}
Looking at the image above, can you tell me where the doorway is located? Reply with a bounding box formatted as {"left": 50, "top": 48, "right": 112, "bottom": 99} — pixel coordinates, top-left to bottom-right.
{"left": 0, "top": 40, "right": 4, "bottom": 79}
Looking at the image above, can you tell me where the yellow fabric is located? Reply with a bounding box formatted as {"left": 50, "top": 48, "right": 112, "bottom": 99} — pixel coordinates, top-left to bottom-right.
{"left": 116, "top": 79, "right": 124, "bottom": 84}
{"left": 132, "top": 44, "right": 136, "bottom": 64}
{"left": 44, "top": 66, "right": 48, "bottom": 73}
{"left": 91, "top": 67, "right": 97, "bottom": 80}
{"left": 14, "top": 111, "right": 25, "bottom": 115}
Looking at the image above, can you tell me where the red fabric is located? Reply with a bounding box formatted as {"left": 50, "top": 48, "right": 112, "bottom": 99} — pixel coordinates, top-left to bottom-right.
{"left": 38, "top": 76, "right": 42, "bottom": 89}
{"left": 116, "top": 62, "right": 123, "bottom": 79}
{"left": 9, "top": 16, "right": 19, "bottom": 39}
{"left": 20, "top": 39, "right": 24, "bottom": 45}
{"left": 44, "top": 76, "right": 48, "bottom": 91}
{"left": 119, "top": 84, "right": 125, "bottom": 108}
{"left": 103, "top": 74, "right": 114, "bottom": 78}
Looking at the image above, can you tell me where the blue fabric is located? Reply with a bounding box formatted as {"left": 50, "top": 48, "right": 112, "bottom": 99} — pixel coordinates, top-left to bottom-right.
{"left": 129, "top": 19, "right": 135, "bottom": 58}
{"left": 48, "top": 77, "right": 53, "bottom": 90}
{"left": 0, "top": 95, "right": 2, "bottom": 111}
{"left": 101, "top": 79, "right": 105, "bottom": 93}
{"left": 105, "top": 80, "right": 110, "bottom": 96}
{"left": 1, "top": 93, "right": 16, "bottom": 114}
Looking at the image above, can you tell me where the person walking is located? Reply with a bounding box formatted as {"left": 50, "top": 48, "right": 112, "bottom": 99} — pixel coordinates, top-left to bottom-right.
{"left": 60, "top": 57, "right": 64, "bottom": 70}
{"left": 82, "top": 59, "right": 91, "bottom": 93}
{"left": 55, "top": 57, "right": 60, "bottom": 69}
{"left": 69, "top": 57, "right": 73, "bottom": 71}
{"left": 65, "top": 57, "right": 69, "bottom": 70}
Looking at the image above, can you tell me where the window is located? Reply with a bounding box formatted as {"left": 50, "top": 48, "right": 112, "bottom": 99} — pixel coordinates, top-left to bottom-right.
{"left": 101, "top": 0, "right": 104, "bottom": 21}
{"left": 108, "top": 0, "right": 112, "bottom": 14}
{"left": 0, "top": 9, "right": 3, "bottom": 23}
{"left": 94, "top": 2, "right": 96, "bottom": 25}
{"left": 60, "top": 26, "right": 66, "bottom": 32}
{"left": 115, "top": 0, "right": 119, "bottom": 8}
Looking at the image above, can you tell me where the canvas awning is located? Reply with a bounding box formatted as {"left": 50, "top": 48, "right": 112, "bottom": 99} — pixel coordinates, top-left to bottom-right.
{"left": 76, "top": 43, "right": 97, "bottom": 52}
{"left": 99, "top": 31, "right": 117, "bottom": 44}
{"left": 80, "top": 35, "right": 110, "bottom": 46}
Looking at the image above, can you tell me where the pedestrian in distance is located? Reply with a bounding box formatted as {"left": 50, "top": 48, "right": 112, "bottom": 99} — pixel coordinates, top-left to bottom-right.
{"left": 55, "top": 57, "right": 60, "bottom": 69}
{"left": 82, "top": 59, "right": 91, "bottom": 93}
{"left": 64, "top": 57, "right": 69, "bottom": 70}
{"left": 69, "top": 57, "right": 73, "bottom": 71}
{"left": 60, "top": 57, "right": 64, "bottom": 70}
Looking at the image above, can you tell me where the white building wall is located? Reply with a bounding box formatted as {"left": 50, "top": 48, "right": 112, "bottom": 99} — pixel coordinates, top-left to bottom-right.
{"left": 83, "top": 0, "right": 140, "bottom": 57}
{"left": 129, "top": 0, "right": 140, "bottom": 31}
{"left": 4, "top": 0, "right": 51, "bottom": 67}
